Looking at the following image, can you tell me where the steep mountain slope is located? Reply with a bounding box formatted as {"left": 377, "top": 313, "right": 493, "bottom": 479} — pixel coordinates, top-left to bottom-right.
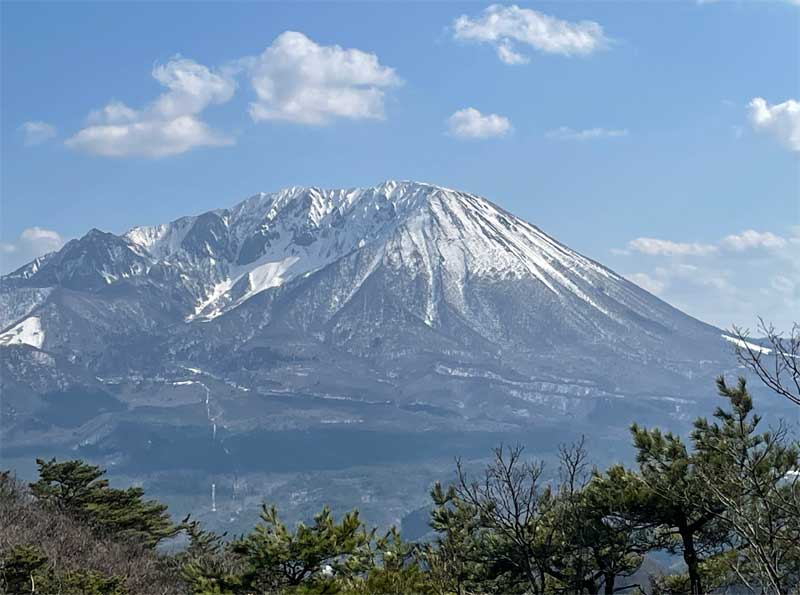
{"left": 0, "top": 182, "right": 744, "bottom": 498}
{"left": 3, "top": 181, "right": 733, "bottom": 413}
{"left": 1, "top": 180, "right": 745, "bottom": 531}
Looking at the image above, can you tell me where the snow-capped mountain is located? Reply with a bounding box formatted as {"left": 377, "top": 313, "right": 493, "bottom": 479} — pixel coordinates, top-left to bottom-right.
{"left": 1, "top": 182, "right": 740, "bottom": 481}
{"left": 8, "top": 180, "right": 653, "bottom": 328}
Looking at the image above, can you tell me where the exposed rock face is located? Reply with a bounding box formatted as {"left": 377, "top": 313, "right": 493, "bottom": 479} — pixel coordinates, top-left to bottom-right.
{"left": 1, "top": 181, "right": 737, "bottom": 473}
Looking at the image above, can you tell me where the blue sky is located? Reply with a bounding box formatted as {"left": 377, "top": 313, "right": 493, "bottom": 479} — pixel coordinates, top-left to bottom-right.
{"left": 1, "top": 1, "right": 798, "bottom": 330}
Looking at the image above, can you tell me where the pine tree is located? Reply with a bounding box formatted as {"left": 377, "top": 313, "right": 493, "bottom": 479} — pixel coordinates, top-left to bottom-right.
{"left": 0, "top": 545, "right": 48, "bottom": 594}
{"left": 692, "top": 376, "right": 800, "bottom": 594}
{"left": 531, "top": 440, "right": 654, "bottom": 594}
{"left": 29, "top": 458, "right": 107, "bottom": 513}
{"left": 351, "top": 527, "right": 433, "bottom": 595}
{"left": 29, "top": 458, "right": 180, "bottom": 548}
{"left": 568, "top": 470, "right": 655, "bottom": 594}
{"left": 626, "top": 424, "right": 726, "bottom": 595}
{"left": 425, "top": 482, "right": 494, "bottom": 595}
{"left": 0, "top": 545, "right": 127, "bottom": 595}
{"left": 184, "top": 504, "right": 374, "bottom": 595}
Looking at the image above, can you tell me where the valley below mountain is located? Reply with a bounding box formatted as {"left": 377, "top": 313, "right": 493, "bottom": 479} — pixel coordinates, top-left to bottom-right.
{"left": 0, "top": 181, "right": 764, "bottom": 532}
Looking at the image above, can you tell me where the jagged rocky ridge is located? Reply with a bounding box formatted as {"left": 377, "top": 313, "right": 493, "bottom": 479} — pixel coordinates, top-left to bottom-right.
{"left": 1, "top": 181, "right": 738, "bottom": 457}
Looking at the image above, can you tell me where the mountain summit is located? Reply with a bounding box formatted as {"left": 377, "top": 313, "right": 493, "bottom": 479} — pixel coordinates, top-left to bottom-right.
{"left": 9, "top": 180, "right": 662, "bottom": 327}
{"left": 2, "top": 182, "right": 735, "bottom": 465}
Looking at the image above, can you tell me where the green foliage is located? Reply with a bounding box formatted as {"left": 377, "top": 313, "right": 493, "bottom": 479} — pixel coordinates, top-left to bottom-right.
{"left": 0, "top": 544, "right": 127, "bottom": 595}
{"left": 343, "top": 527, "right": 434, "bottom": 595}
{"left": 691, "top": 377, "right": 800, "bottom": 594}
{"left": 649, "top": 551, "right": 740, "bottom": 595}
{"left": 183, "top": 503, "right": 377, "bottom": 595}
{"left": 0, "top": 545, "right": 47, "bottom": 594}
{"left": 557, "top": 471, "right": 653, "bottom": 594}
{"left": 627, "top": 420, "right": 725, "bottom": 594}
{"left": 30, "top": 458, "right": 181, "bottom": 548}
{"left": 426, "top": 442, "right": 654, "bottom": 595}
{"left": 42, "top": 569, "right": 128, "bottom": 595}
{"left": 235, "top": 503, "right": 372, "bottom": 591}
{"left": 183, "top": 509, "right": 439, "bottom": 595}
{"left": 30, "top": 458, "right": 107, "bottom": 512}
{"left": 424, "top": 482, "right": 494, "bottom": 595}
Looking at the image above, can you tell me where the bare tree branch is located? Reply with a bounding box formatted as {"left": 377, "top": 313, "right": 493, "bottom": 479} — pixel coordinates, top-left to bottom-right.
{"left": 731, "top": 319, "right": 800, "bottom": 407}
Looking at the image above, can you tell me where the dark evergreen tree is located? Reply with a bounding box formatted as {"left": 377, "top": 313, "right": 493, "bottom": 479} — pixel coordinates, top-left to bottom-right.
{"left": 0, "top": 545, "right": 48, "bottom": 595}
{"left": 184, "top": 503, "right": 374, "bottom": 594}
{"left": 692, "top": 376, "right": 800, "bottom": 594}
{"left": 0, "top": 544, "right": 126, "bottom": 595}
{"left": 425, "top": 481, "right": 500, "bottom": 595}
{"left": 30, "top": 458, "right": 180, "bottom": 548}
{"left": 627, "top": 422, "right": 726, "bottom": 594}
{"left": 351, "top": 527, "right": 434, "bottom": 595}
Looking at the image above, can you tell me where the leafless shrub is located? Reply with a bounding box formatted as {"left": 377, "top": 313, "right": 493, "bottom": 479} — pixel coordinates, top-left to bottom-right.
{"left": 731, "top": 319, "right": 800, "bottom": 407}
{"left": 0, "top": 471, "right": 184, "bottom": 595}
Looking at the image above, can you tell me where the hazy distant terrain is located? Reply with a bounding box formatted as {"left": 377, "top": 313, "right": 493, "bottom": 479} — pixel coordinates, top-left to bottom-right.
{"left": 0, "top": 181, "right": 763, "bottom": 531}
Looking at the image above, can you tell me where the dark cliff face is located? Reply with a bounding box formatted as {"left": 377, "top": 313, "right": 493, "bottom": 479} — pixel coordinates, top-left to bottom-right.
{"left": 19, "top": 229, "right": 149, "bottom": 291}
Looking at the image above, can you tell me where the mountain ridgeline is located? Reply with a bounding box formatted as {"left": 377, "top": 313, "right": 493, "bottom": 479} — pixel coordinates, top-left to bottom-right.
{"left": 0, "top": 181, "right": 741, "bottom": 527}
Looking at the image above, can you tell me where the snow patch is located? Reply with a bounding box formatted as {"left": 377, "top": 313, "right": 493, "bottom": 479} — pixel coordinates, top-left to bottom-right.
{"left": 0, "top": 316, "right": 45, "bottom": 349}
{"left": 242, "top": 256, "right": 301, "bottom": 301}
{"left": 721, "top": 334, "right": 772, "bottom": 355}
{"left": 188, "top": 278, "right": 234, "bottom": 320}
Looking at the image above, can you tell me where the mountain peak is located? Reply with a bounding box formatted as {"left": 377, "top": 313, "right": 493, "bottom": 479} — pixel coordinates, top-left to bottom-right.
{"left": 8, "top": 181, "right": 617, "bottom": 320}
{"left": 1, "top": 180, "right": 730, "bottom": 451}
{"left": 4, "top": 180, "right": 707, "bottom": 339}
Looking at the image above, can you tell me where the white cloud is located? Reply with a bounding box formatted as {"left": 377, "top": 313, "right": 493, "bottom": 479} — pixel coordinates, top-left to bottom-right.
{"left": 87, "top": 100, "right": 139, "bottom": 125}
{"left": 63, "top": 33, "right": 402, "bottom": 153}
{"left": 452, "top": 4, "right": 608, "bottom": 64}
{"left": 20, "top": 121, "right": 56, "bottom": 146}
{"left": 626, "top": 272, "right": 666, "bottom": 295}
{"left": 150, "top": 58, "right": 235, "bottom": 119}
{"left": 496, "top": 40, "right": 529, "bottom": 65}
{"left": 627, "top": 237, "right": 718, "bottom": 257}
{"left": 720, "top": 229, "right": 787, "bottom": 252}
{"left": 0, "top": 227, "right": 65, "bottom": 274}
{"left": 616, "top": 228, "right": 799, "bottom": 331}
{"left": 627, "top": 264, "right": 721, "bottom": 296}
{"left": 67, "top": 116, "right": 232, "bottom": 158}
{"left": 626, "top": 230, "right": 788, "bottom": 257}
{"left": 447, "top": 108, "right": 512, "bottom": 139}
{"left": 66, "top": 57, "right": 235, "bottom": 158}
{"left": 747, "top": 97, "right": 800, "bottom": 152}
{"left": 245, "top": 31, "right": 401, "bottom": 125}
{"left": 546, "top": 127, "right": 628, "bottom": 141}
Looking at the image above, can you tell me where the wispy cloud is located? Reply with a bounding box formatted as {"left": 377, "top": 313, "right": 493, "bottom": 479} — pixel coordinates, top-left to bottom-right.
{"left": 0, "top": 227, "right": 65, "bottom": 274}
{"left": 66, "top": 56, "right": 235, "bottom": 158}
{"left": 20, "top": 121, "right": 56, "bottom": 146}
{"left": 616, "top": 228, "right": 799, "bottom": 331}
{"left": 452, "top": 4, "right": 609, "bottom": 64}
{"left": 545, "top": 127, "right": 628, "bottom": 141}
{"left": 624, "top": 230, "right": 789, "bottom": 257}
{"left": 625, "top": 237, "right": 717, "bottom": 257}
{"left": 447, "top": 108, "right": 512, "bottom": 139}
{"left": 748, "top": 97, "right": 800, "bottom": 152}
{"left": 720, "top": 230, "right": 787, "bottom": 252}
